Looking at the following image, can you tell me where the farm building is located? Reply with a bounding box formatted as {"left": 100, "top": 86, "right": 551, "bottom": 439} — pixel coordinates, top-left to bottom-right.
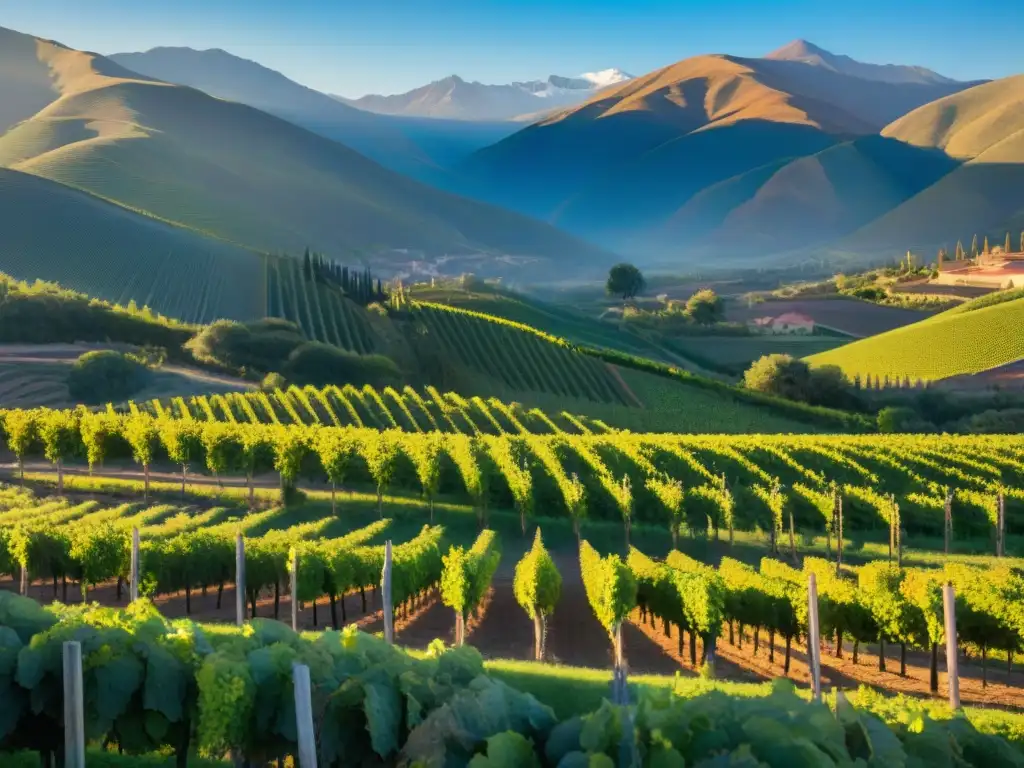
{"left": 748, "top": 312, "right": 815, "bottom": 335}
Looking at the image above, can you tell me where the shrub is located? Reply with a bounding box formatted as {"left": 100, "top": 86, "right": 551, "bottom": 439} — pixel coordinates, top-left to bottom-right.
{"left": 185, "top": 319, "right": 305, "bottom": 373}
{"left": 877, "top": 406, "right": 933, "bottom": 433}
{"left": 261, "top": 372, "right": 287, "bottom": 391}
{"left": 683, "top": 288, "right": 724, "bottom": 325}
{"left": 744, "top": 354, "right": 861, "bottom": 411}
{"left": 67, "top": 350, "right": 151, "bottom": 404}
{"left": 283, "top": 342, "right": 401, "bottom": 388}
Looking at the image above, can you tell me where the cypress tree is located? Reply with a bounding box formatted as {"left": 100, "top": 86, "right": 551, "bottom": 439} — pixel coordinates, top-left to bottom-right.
{"left": 377, "top": 278, "right": 383, "bottom": 299}
{"left": 955, "top": 240, "right": 964, "bottom": 260}
{"left": 303, "top": 248, "right": 312, "bottom": 281}
{"left": 971, "top": 234, "right": 978, "bottom": 258}
{"left": 983, "top": 235, "right": 990, "bottom": 255}
{"left": 1020, "top": 231, "right": 1024, "bottom": 254}
{"left": 1006, "top": 232, "right": 1012, "bottom": 253}
{"left": 342, "top": 266, "right": 350, "bottom": 293}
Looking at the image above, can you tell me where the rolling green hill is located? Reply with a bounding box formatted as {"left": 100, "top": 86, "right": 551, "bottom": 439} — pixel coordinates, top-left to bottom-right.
{"left": 0, "top": 25, "right": 612, "bottom": 283}
{"left": 805, "top": 292, "right": 1024, "bottom": 383}
{"left": 0, "top": 167, "right": 265, "bottom": 323}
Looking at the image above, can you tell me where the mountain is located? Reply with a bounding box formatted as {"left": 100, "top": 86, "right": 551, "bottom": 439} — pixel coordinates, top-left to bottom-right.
{"left": 765, "top": 39, "right": 956, "bottom": 85}
{"left": 341, "top": 69, "right": 633, "bottom": 121}
{"left": 838, "top": 74, "right": 1024, "bottom": 253}
{"left": 0, "top": 26, "right": 613, "bottom": 284}
{"left": 461, "top": 48, "right": 976, "bottom": 249}
{"left": 107, "top": 46, "right": 441, "bottom": 174}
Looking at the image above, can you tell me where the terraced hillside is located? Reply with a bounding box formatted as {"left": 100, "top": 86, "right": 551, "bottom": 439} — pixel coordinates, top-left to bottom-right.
{"left": 264, "top": 254, "right": 377, "bottom": 353}
{"left": 408, "top": 284, "right": 680, "bottom": 362}
{"left": 132, "top": 384, "right": 613, "bottom": 435}
{"left": 806, "top": 291, "right": 1024, "bottom": 384}
{"left": 410, "top": 301, "right": 634, "bottom": 405}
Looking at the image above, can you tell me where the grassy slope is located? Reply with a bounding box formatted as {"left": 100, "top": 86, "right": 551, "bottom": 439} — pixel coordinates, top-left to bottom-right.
{"left": 806, "top": 294, "right": 1024, "bottom": 382}
{"left": 841, "top": 75, "right": 1024, "bottom": 250}
{"left": 0, "top": 167, "right": 265, "bottom": 324}
{"left": 0, "top": 25, "right": 610, "bottom": 272}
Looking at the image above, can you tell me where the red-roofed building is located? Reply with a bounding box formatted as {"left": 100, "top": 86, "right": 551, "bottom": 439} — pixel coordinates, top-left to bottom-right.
{"left": 748, "top": 311, "right": 815, "bottom": 335}
{"left": 772, "top": 312, "right": 815, "bottom": 333}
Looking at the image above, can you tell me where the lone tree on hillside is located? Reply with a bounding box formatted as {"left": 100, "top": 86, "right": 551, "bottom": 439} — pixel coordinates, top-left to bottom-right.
{"left": 606, "top": 263, "right": 645, "bottom": 302}
{"left": 684, "top": 288, "right": 724, "bottom": 325}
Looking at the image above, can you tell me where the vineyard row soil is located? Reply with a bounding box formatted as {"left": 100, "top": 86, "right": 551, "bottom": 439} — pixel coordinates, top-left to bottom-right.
{"left": 4, "top": 553, "right": 1021, "bottom": 711}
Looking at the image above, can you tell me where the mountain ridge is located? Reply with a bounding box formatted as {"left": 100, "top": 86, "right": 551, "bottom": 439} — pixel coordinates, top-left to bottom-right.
{"left": 0, "top": 25, "right": 615, "bottom": 280}
{"left": 458, "top": 46, "right": 978, "bottom": 251}
{"left": 765, "top": 39, "right": 961, "bottom": 86}
{"left": 341, "top": 68, "right": 634, "bottom": 121}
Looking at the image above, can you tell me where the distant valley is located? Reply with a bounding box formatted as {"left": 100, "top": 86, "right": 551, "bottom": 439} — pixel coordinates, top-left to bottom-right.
{"left": 1, "top": 23, "right": 1022, "bottom": 298}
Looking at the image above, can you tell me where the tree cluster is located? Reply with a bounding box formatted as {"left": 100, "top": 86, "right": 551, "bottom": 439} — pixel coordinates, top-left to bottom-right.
{"left": 301, "top": 249, "right": 386, "bottom": 306}
{"left": 743, "top": 355, "right": 862, "bottom": 411}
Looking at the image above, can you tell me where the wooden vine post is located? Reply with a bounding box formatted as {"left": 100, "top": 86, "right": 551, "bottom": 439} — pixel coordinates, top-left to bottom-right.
{"left": 63, "top": 641, "right": 85, "bottom": 768}
{"left": 943, "top": 582, "right": 960, "bottom": 710}
{"left": 293, "top": 662, "right": 317, "bottom": 768}
{"left": 130, "top": 526, "right": 140, "bottom": 603}
{"left": 235, "top": 533, "right": 246, "bottom": 627}
{"left": 807, "top": 573, "right": 822, "bottom": 702}
{"left": 382, "top": 540, "right": 394, "bottom": 645}
{"left": 944, "top": 489, "right": 953, "bottom": 554}
{"left": 291, "top": 550, "right": 299, "bottom": 632}
{"left": 996, "top": 490, "right": 1006, "bottom": 558}
{"left": 835, "top": 492, "right": 844, "bottom": 575}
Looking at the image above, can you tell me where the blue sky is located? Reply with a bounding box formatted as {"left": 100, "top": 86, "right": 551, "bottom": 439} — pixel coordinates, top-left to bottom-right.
{"left": 3, "top": 0, "right": 1022, "bottom": 96}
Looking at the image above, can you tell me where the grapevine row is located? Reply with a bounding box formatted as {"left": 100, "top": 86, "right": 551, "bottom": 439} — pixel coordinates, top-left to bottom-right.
{"left": 1, "top": 408, "right": 1021, "bottom": 549}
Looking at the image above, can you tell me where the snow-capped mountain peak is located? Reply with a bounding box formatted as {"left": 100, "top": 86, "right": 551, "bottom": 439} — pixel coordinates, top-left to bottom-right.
{"left": 347, "top": 68, "right": 633, "bottom": 121}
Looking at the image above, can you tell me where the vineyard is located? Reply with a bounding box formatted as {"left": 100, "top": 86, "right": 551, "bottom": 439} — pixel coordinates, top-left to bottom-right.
{"left": 807, "top": 292, "right": 1024, "bottom": 384}
{"left": 263, "top": 254, "right": 377, "bottom": 354}
{"left": 4, "top": 588, "right": 1023, "bottom": 767}
{"left": 123, "top": 384, "right": 612, "bottom": 435}
{"left": 1, "top": 407, "right": 1022, "bottom": 544}
{"left": 410, "top": 301, "right": 635, "bottom": 405}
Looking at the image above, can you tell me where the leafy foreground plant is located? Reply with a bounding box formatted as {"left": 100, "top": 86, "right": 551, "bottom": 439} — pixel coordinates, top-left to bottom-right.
{"left": 2, "top": 593, "right": 1023, "bottom": 767}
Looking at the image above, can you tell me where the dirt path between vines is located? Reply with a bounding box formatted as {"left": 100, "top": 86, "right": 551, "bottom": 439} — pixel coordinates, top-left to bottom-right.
{"left": 4, "top": 553, "right": 1022, "bottom": 710}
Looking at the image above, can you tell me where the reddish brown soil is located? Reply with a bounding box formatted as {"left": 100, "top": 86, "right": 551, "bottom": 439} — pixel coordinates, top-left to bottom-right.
{"left": 5, "top": 553, "right": 1023, "bottom": 710}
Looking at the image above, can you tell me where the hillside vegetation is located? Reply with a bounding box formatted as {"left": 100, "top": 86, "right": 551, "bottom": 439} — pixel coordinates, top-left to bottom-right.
{"left": 806, "top": 293, "right": 1024, "bottom": 383}
{"left": 0, "top": 25, "right": 610, "bottom": 279}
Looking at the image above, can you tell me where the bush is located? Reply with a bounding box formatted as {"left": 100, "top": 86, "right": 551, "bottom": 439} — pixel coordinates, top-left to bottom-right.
{"left": 877, "top": 406, "right": 934, "bottom": 433}
{"left": 67, "top": 350, "right": 151, "bottom": 404}
{"left": 744, "top": 354, "right": 862, "bottom": 410}
{"left": 283, "top": 342, "right": 401, "bottom": 388}
{"left": 261, "top": 372, "right": 287, "bottom": 391}
{"left": 683, "top": 288, "right": 724, "bottom": 325}
{"left": 955, "top": 408, "right": 1024, "bottom": 434}
{"left": 185, "top": 319, "right": 305, "bottom": 373}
